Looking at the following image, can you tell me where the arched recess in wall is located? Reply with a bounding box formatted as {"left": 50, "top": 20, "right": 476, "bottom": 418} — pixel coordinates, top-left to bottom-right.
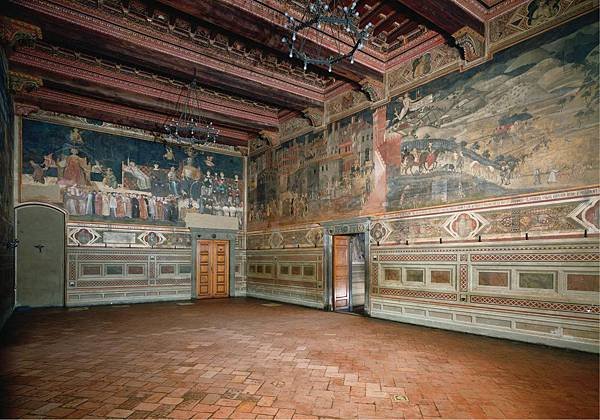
{"left": 14, "top": 202, "right": 67, "bottom": 308}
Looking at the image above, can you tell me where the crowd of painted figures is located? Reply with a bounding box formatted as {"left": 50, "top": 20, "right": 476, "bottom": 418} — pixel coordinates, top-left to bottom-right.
{"left": 28, "top": 143, "right": 244, "bottom": 224}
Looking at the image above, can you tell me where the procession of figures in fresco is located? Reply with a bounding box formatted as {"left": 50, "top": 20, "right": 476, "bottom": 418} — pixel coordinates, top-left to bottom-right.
{"left": 248, "top": 110, "right": 374, "bottom": 224}
{"left": 21, "top": 120, "right": 244, "bottom": 227}
{"left": 248, "top": 15, "right": 599, "bottom": 226}
{"left": 382, "top": 14, "right": 599, "bottom": 210}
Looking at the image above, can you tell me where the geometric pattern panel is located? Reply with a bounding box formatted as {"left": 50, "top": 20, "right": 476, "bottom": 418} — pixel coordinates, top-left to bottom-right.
{"left": 470, "top": 295, "right": 600, "bottom": 314}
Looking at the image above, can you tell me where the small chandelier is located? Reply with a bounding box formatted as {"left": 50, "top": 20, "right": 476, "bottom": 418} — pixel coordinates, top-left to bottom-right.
{"left": 282, "top": 0, "right": 373, "bottom": 72}
{"left": 163, "top": 75, "right": 219, "bottom": 145}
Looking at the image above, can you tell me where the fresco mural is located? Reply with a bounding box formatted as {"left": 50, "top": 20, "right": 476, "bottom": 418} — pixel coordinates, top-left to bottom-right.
{"left": 381, "top": 14, "right": 599, "bottom": 210}
{"left": 248, "top": 109, "right": 374, "bottom": 225}
{"left": 21, "top": 119, "right": 244, "bottom": 227}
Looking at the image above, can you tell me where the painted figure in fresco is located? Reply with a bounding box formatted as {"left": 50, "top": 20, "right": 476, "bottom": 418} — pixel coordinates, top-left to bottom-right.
{"left": 29, "top": 160, "right": 47, "bottom": 184}
{"left": 69, "top": 128, "right": 84, "bottom": 145}
{"left": 109, "top": 193, "right": 117, "bottom": 218}
{"left": 205, "top": 155, "right": 215, "bottom": 168}
{"left": 533, "top": 168, "right": 542, "bottom": 185}
{"left": 123, "top": 160, "right": 151, "bottom": 190}
{"left": 547, "top": 168, "right": 559, "bottom": 183}
{"left": 180, "top": 157, "right": 201, "bottom": 196}
{"left": 527, "top": 0, "right": 560, "bottom": 26}
{"left": 412, "top": 53, "right": 431, "bottom": 78}
{"left": 150, "top": 164, "right": 169, "bottom": 197}
{"left": 85, "top": 191, "right": 95, "bottom": 215}
{"left": 102, "top": 168, "right": 118, "bottom": 189}
{"left": 94, "top": 191, "right": 103, "bottom": 216}
{"left": 163, "top": 146, "right": 175, "bottom": 161}
{"left": 60, "top": 148, "right": 89, "bottom": 187}
{"left": 167, "top": 167, "right": 179, "bottom": 196}
{"left": 101, "top": 192, "right": 110, "bottom": 217}
{"left": 131, "top": 195, "right": 140, "bottom": 218}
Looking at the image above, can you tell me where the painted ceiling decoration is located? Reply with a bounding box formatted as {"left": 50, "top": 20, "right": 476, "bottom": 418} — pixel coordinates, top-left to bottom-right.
{"left": 1, "top": 0, "right": 597, "bottom": 147}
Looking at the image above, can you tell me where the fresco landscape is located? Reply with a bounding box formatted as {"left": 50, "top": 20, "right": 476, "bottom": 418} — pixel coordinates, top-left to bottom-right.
{"left": 382, "top": 14, "right": 599, "bottom": 210}
{"left": 21, "top": 119, "right": 244, "bottom": 227}
{"left": 248, "top": 109, "right": 374, "bottom": 224}
{"left": 248, "top": 14, "right": 599, "bottom": 227}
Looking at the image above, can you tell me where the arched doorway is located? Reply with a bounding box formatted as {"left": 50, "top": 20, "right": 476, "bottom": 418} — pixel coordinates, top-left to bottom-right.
{"left": 15, "top": 203, "right": 66, "bottom": 308}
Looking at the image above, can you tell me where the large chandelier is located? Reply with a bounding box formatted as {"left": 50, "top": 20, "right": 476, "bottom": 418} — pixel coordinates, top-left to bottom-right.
{"left": 282, "top": 0, "right": 373, "bottom": 72}
{"left": 163, "top": 75, "right": 219, "bottom": 145}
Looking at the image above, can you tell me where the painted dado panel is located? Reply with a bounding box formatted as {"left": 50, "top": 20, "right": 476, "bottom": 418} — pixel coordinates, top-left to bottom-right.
{"left": 67, "top": 247, "right": 192, "bottom": 306}
{"left": 19, "top": 116, "right": 244, "bottom": 228}
{"left": 246, "top": 246, "right": 324, "bottom": 308}
{"left": 370, "top": 239, "right": 599, "bottom": 352}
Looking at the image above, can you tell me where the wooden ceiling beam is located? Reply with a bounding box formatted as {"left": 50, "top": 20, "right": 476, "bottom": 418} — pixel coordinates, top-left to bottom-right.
{"left": 395, "top": 0, "right": 484, "bottom": 36}
{"left": 9, "top": 43, "right": 280, "bottom": 131}
{"left": 156, "top": 0, "right": 385, "bottom": 81}
{"left": 8, "top": 0, "right": 328, "bottom": 110}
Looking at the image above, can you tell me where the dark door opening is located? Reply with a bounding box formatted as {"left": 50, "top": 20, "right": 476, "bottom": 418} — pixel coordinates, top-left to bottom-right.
{"left": 332, "top": 233, "right": 366, "bottom": 315}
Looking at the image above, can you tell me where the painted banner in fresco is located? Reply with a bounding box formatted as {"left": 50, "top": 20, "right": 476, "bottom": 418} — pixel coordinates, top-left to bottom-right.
{"left": 248, "top": 109, "right": 374, "bottom": 225}
{"left": 382, "top": 14, "right": 599, "bottom": 211}
{"left": 21, "top": 119, "right": 244, "bottom": 227}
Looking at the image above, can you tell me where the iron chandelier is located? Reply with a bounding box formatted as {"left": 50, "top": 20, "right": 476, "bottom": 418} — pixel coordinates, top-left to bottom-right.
{"left": 163, "top": 75, "right": 219, "bottom": 145}
{"left": 282, "top": 0, "right": 373, "bottom": 72}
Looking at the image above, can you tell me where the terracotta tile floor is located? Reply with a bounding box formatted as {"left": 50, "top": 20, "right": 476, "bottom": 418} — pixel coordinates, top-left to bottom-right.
{"left": 0, "top": 298, "right": 598, "bottom": 419}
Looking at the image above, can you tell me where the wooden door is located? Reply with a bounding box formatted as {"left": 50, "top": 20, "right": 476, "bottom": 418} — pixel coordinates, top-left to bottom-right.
{"left": 333, "top": 236, "right": 350, "bottom": 310}
{"left": 196, "top": 240, "right": 229, "bottom": 299}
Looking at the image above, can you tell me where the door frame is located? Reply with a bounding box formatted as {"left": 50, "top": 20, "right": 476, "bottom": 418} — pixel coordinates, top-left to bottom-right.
{"left": 190, "top": 228, "right": 238, "bottom": 299}
{"left": 322, "top": 218, "right": 370, "bottom": 314}
{"left": 14, "top": 202, "right": 68, "bottom": 307}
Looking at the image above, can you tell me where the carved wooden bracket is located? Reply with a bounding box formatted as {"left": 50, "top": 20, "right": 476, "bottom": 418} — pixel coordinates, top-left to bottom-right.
{"left": 0, "top": 17, "right": 42, "bottom": 48}
{"left": 453, "top": 26, "right": 486, "bottom": 63}
{"left": 359, "top": 77, "right": 385, "bottom": 102}
{"left": 13, "top": 102, "right": 40, "bottom": 116}
{"left": 9, "top": 71, "right": 43, "bottom": 94}
{"left": 302, "top": 107, "right": 324, "bottom": 127}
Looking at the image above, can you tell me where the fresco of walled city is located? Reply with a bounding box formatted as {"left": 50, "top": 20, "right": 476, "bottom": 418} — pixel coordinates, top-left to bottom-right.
{"left": 382, "top": 14, "right": 599, "bottom": 211}
{"left": 248, "top": 15, "right": 599, "bottom": 227}
{"left": 21, "top": 119, "right": 244, "bottom": 227}
{"left": 248, "top": 109, "right": 374, "bottom": 225}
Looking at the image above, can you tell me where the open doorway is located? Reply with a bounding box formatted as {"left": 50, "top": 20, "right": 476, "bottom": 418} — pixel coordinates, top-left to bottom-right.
{"left": 332, "top": 233, "right": 366, "bottom": 315}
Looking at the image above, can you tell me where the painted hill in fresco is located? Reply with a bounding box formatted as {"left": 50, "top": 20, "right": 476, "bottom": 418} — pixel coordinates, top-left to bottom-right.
{"left": 383, "top": 14, "right": 599, "bottom": 211}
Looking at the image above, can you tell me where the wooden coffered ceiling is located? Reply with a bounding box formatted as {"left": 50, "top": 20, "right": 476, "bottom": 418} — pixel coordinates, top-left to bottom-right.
{"left": 2, "top": 0, "right": 515, "bottom": 146}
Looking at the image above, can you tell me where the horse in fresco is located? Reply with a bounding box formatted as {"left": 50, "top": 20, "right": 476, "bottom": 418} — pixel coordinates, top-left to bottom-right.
{"left": 400, "top": 148, "right": 440, "bottom": 175}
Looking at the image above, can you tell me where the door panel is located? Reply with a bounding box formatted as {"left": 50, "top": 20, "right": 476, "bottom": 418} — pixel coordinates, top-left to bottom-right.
{"left": 16, "top": 205, "right": 65, "bottom": 307}
{"left": 333, "top": 236, "right": 350, "bottom": 310}
{"left": 196, "top": 240, "right": 212, "bottom": 298}
{"left": 213, "top": 240, "right": 229, "bottom": 298}
{"left": 195, "top": 239, "right": 229, "bottom": 299}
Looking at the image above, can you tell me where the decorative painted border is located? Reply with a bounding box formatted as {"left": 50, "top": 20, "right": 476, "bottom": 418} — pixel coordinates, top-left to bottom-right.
{"left": 470, "top": 253, "right": 600, "bottom": 262}
{"left": 378, "top": 288, "right": 458, "bottom": 301}
{"left": 470, "top": 295, "right": 600, "bottom": 314}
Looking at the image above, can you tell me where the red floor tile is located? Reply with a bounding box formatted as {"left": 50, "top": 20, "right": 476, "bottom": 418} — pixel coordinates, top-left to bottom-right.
{"left": 0, "top": 298, "right": 598, "bottom": 419}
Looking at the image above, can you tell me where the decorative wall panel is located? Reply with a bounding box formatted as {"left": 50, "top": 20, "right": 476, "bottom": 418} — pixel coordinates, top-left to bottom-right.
{"left": 246, "top": 228, "right": 324, "bottom": 308}
{"left": 369, "top": 239, "right": 599, "bottom": 351}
